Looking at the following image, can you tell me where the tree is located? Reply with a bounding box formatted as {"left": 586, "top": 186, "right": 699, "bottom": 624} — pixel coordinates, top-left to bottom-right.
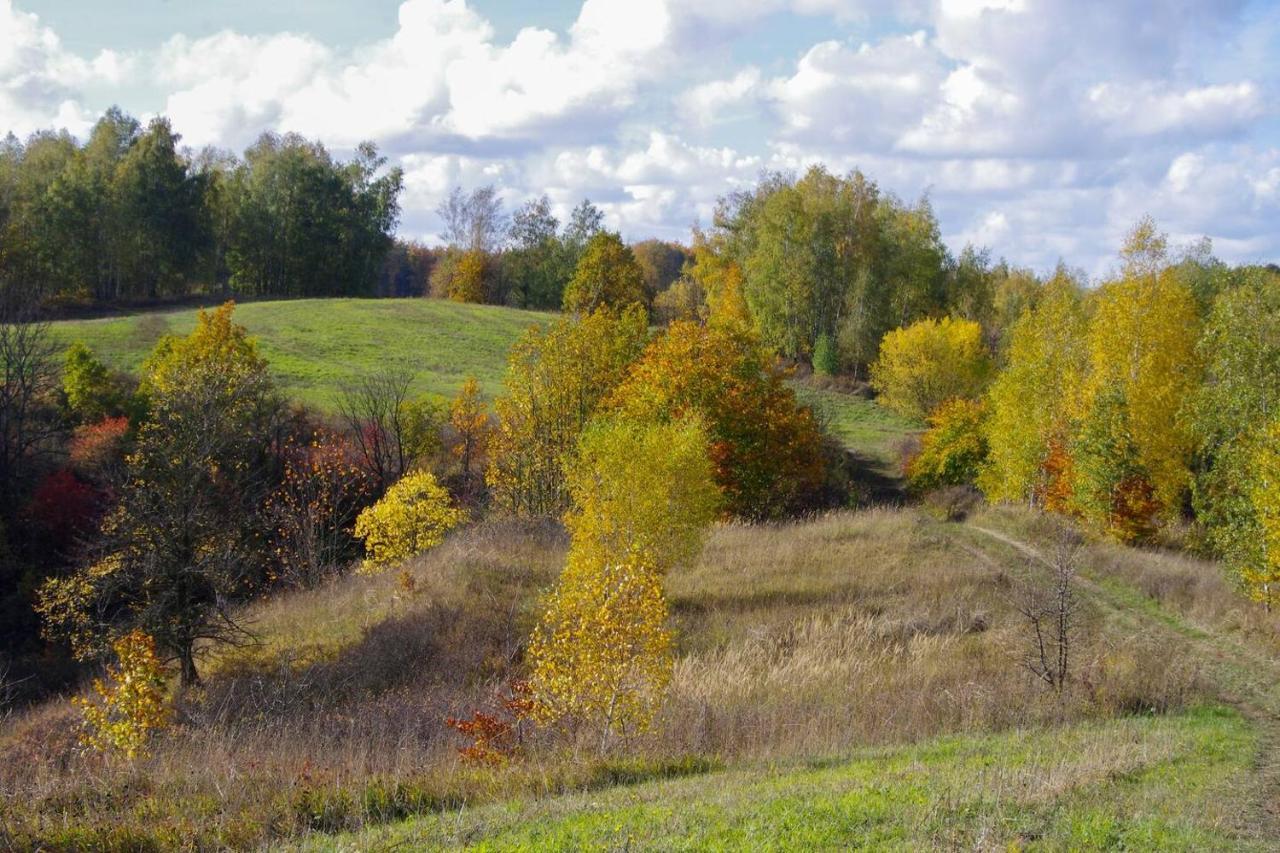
{"left": 1070, "top": 388, "right": 1161, "bottom": 543}
{"left": 870, "top": 317, "right": 992, "bottom": 421}
{"left": 0, "top": 314, "right": 62, "bottom": 518}
{"left": 353, "top": 470, "right": 464, "bottom": 574}
{"left": 505, "top": 195, "right": 568, "bottom": 309}
{"left": 907, "top": 398, "right": 988, "bottom": 493}
{"left": 437, "top": 185, "right": 507, "bottom": 254}
{"left": 527, "top": 416, "right": 718, "bottom": 745}
{"left": 562, "top": 232, "right": 646, "bottom": 314}
{"left": 979, "top": 274, "right": 1087, "bottom": 504}
{"left": 430, "top": 248, "right": 488, "bottom": 303}
{"left": 607, "top": 321, "right": 826, "bottom": 519}
{"left": 447, "top": 377, "right": 489, "bottom": 497}
{"left": 631, "top": 239, "right": 688, "bottom": 304}
{"left": 1250, "top": 420, "right": 1280, "bottom": 610}
{"left": 38, "top": 303, "right": 280, "bottom": 686}
{"left": 1079, "top": 221, "right": 1201, "bottom": 516}
{"left": 486, "top": 307, "right": 648, "bottom": 516}
{"left": 1190, "top": 266, "right": 1280, "bottom": 575}
{"left": 338, "top": 370, "right": 439, "bottom": 492}
{"left": 63, "top": 342, "right": 132, "bottom": 423}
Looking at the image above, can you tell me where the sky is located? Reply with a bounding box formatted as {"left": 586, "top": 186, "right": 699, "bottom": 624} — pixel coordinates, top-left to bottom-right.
{"left": 2, "top": 0, "right": 1277, "bottom": 276}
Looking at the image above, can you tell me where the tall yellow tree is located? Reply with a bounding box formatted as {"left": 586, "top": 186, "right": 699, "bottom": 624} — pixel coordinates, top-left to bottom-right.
{"left": 1078, "top": 221, "right": 1202, "bottom": 517}
{"left": 527, "top": 416, "right": 719, "bottom": 746}
{"left": 979, "top": 273, "right": 1088, "bottom": 504}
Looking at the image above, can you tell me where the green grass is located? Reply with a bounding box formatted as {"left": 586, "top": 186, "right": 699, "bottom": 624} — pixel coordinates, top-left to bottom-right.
{"left": 302, "top": 706, "right": 1256, "bottom": 851}
{"left": 47, "top": 298, "right": 551, "bottom": 409}
{"left": 791, "top": 383, "right": 919, "bottom": 463}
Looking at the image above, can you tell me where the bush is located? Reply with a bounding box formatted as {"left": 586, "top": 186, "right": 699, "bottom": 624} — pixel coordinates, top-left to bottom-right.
{"left": 907, "top": 398, "right": 988, "bottom": 493}
{"left": 870, "top": 316, "right": 991, "bottom": 421}
{"left": 354, "top": 470, "right": 465, "bottom": 574}
{"left": 72, "top": 630, "right": 170, "bottom": 760}
{"left": 812, "top": 333, "right": 839, "bottom": 376}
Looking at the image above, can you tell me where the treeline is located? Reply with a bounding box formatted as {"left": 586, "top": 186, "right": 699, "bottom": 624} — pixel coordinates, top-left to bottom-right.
{"left": 0, "top": 108, "right": 403, "bottom": 306}
{"left": 871, "top": 217, "right": 1280, "bottom": 607}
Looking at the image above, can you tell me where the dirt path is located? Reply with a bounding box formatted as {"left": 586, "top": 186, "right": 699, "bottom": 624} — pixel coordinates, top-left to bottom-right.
{"left": 965, "top": 522, "right": 1280, "bottom": 844}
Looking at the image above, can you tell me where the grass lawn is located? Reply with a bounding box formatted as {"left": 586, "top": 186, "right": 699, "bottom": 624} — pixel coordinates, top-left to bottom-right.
{"left": 791, "top": 383, "right": 919, "bottom": 463}
{"left": 47, "top": 298, "right": 551, "bottom": 409}
{"left": 302, "top": 705, "right": 1256, "bottom": 851}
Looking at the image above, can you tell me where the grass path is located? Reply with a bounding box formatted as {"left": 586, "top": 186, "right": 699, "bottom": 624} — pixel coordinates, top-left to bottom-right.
{"left": 963, "top": 520, "right": 1280, "bottom": 844}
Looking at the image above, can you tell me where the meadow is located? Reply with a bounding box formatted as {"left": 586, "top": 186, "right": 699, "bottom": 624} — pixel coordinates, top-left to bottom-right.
{"left": 46, "top": 299, "right": 551, "bottom": 409}
{"left": 5, "top": 505, "right": 1278, "bottom": 849}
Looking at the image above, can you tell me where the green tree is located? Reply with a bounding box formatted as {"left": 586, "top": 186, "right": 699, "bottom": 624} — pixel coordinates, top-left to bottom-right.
{"left": 562, "top": 232, "right": 646, "bottom": 314}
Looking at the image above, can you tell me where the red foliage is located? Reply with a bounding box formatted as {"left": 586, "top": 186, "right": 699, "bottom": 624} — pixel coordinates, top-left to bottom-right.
{"left": 446, "top": 680, "right": 533, "bottom": 765}
{"left": 27, "top": 468, "right": 103, "bottom": 539}
{"left": 68, "top": 416, "right": 130, "bottom": 483}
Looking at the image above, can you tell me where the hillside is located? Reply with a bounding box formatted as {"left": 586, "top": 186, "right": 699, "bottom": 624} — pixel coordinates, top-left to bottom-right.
{"left": 46, "top": 298, "right": 552, "bottom": 409}
{"left": 5, "top": 505, "right": 1278, "bottom": 849}
{"left": 47, "top": 298, "right": 916, "bottom": 462}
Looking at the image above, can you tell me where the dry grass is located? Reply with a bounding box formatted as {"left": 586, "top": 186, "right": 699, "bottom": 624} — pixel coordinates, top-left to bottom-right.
{"left": 0, "top": 508, "right": 1217, "bottom": 849}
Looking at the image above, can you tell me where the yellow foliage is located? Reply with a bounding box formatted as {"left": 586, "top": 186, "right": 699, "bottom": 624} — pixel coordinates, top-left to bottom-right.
{"left": 448, "top": 376, "right": 489, "bottom": 479}
{"left": 526, "top": 550, "right": 673, "bottom": 739}
{"left": 566, "top": 416, "right": 721, "bottom": 574}
{"left": 486, "top": 306, "right": 648, "bottom": 516}
{"left": 528, "top": 416, "right": 718, "bottom": 743}
{"left": 1080, "top": 266, "right": 1201, "bottom": 515}
{"left": 979, "top": 276, "right": 1088, "bottom": 504}
{"left": 870, "top": 316, "right": 991, "bottom": 421}
{"left": 141, "top": 301, "right": 266, "bottom": 402}
{"left": 73, "top": 630, "right": 170, "bottom": 760}
{"left": 353, "top": 470, "right": 464, "bottom": 574}
{"left": 1249, "top": 420, "right": 1280, "bottom": 609}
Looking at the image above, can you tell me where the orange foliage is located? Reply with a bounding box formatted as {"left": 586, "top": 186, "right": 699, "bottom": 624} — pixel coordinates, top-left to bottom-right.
{"left": 608, "top": 321, "right": 825, "bottom": 519}
{"left": 446, "top": 680, "right": 533, "bottom": 765}
{"left": 1036, "top": 437, "right": 1076, "bottom": 515}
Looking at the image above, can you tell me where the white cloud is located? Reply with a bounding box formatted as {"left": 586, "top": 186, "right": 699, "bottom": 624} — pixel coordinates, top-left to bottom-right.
{"left": 678, "top": 68, "right": 763, "bottom": 127}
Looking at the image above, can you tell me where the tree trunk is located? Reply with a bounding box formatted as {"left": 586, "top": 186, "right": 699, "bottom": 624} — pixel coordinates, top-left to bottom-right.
{"left": 178, "top": 646, "right": 200, "bottom": 688}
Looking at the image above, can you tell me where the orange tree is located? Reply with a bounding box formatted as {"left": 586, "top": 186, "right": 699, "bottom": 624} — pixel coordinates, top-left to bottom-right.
{"left": 606, "top": 320, "right": 826, "bottom": 519}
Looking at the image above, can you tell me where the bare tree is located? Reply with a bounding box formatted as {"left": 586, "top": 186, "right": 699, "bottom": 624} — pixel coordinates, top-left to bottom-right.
{"left": 338, "top": 370, "right": 416, "bottom": 491}
{"left": 437, "top": 185, "right": 508, "bottom": 254}
{"left": 0, "top": 311, "right": 63, "bottom": 518}
{"left": 1013, "top": 529, "right": 1084, "bottom": 693}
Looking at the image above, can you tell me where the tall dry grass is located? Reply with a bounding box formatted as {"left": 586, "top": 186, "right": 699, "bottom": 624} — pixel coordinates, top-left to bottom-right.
{"left": 0, "top": 508, "right": 1211, "bottom": 849}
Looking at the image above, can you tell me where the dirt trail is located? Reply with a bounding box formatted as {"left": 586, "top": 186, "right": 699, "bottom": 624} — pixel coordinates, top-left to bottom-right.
{"left": 966, "top": 523, "right": 1280, "bottom": 845}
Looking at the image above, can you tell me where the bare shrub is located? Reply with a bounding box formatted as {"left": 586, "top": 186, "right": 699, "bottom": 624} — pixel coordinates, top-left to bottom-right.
{"left": 921, "top": 485, "right": 981, "bottom": 522}
{"left": 1011, "top": 528, "right": 1084, "bottom": 693}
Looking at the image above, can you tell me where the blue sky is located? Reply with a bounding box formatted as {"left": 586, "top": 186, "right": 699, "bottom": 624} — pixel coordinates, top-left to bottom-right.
{"left": 2, "top": 0, "right": 1277, "bottom": 275}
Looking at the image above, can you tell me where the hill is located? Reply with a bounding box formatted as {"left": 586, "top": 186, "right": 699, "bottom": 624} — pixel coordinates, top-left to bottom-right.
{"left": 46, "top": 298, "right": 552, "bottom": 409}
{"left": 47, "top": 298, "right": 917, "bottom": 462}
{"left": 5, "top": 505, "right": 1278, "bottom": 849}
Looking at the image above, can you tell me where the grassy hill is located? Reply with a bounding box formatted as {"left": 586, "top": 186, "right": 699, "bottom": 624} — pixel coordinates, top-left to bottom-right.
{"left": 47, "top": 298, "right": 552, "bottom": 409}
{"left": 5, "top": 505, "right": 1278, "bottom": 849}
{"left": 48, "top": 297, "right": 917, "bottom": 462}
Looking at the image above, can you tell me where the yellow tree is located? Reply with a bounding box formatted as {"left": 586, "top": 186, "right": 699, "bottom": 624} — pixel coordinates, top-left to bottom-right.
{"left": 979, "top": 273, "right": 1088, "bottom": 504}
{"left": 1249, "top": 419, "right": 1280, "bottom": 610}
{"left": 561, "top": 232, "right": 646, "bottom": 314}
{"left": 870, "top": 316, "right": 992, "bottom": 421}
{"left": 486, "top": 306, "right": 648, "bottom": 516}
{"left": 354, "top": 470, "right": 464, "bottom": 574}
{"left": 73, "top": 629, "right": 170, "bottom": 760}
{"left": 448, "top": 376, "right": 489, "bottom": 489}
{"left": 527, "top": 416, "right": 719, "bottom": 746}
{"left": 1079, "top": 221, "right": 1201, "bottom": 517}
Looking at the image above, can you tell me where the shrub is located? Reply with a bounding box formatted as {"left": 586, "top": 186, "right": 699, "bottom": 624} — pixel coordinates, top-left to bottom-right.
{"left": 72, "top": 630, "right": 170, "bottom": 760}
{"left": 68, "top": 416, "right": 130, "bottom": 484}
{"left": 354, "top": 470, "right": 464, "bottom": 574}
{"left": 269, "top": 431, "right": 376, "bottom": 587}
{"left": 870, "top": 316, "right": 991, "bottom": 421}
{"left": 812, "top": 333, "right": 839, "bottom": 376}
{"left": 1248, "top": 419, "right": 1280, "bottom": 609}
{"left": 907, "top": 398, "right": 987, "bottom": 493}
{"left": 63, "top": 342, "right": 131, "bottom": 422}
